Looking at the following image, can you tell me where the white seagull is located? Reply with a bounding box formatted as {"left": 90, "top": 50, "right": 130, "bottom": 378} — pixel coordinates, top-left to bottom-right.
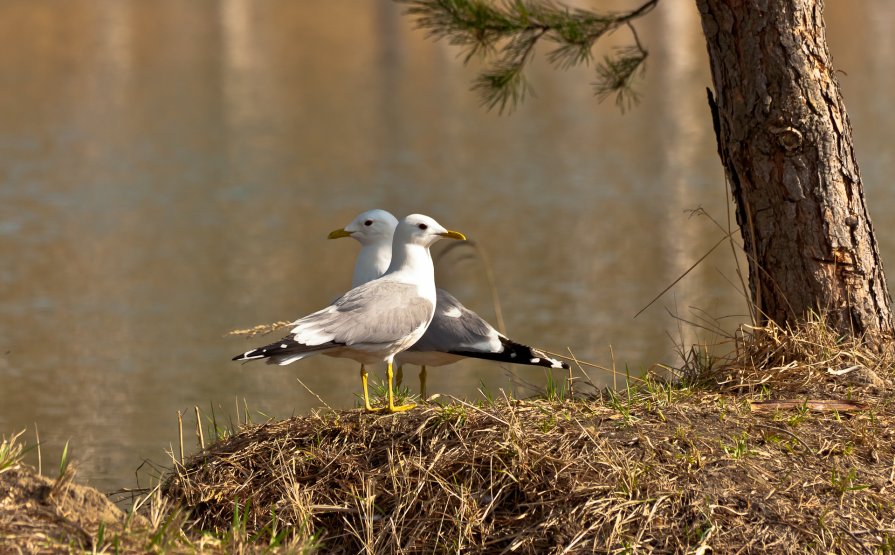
{"left": 327, "top": 209, "right": 568, "bottom": 398}
{"left": 233, "top": 213, "right": 466, "bottom": 413}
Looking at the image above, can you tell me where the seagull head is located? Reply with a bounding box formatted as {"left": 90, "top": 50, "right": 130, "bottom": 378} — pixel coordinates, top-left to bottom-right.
{"left": 396, "top": 214, "right": 466, "bottom": 247}
{"left": 328, "top": 209, "right": 399, "bottom": 246}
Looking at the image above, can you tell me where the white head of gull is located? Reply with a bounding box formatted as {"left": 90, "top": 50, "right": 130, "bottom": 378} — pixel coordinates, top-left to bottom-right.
{"left": 327, "top": 208, "right": 399, "bottom": 288}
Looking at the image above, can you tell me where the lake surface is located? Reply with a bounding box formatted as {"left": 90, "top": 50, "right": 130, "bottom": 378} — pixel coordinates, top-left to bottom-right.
{"left": 1, "top": 1, "right": 892, "bottom": 493}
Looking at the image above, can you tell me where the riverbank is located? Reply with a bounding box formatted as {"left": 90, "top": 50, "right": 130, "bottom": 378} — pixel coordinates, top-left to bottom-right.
{"left": 163, "top": 389, "right": 894, "bottom": 553}
{"left": 2, "top": 320, "right": 894, "bottom": 553}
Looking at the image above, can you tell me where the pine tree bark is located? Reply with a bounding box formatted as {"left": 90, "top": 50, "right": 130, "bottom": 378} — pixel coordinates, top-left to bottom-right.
{"left": 695, "top": 0, "right": 894, "bottom": 337}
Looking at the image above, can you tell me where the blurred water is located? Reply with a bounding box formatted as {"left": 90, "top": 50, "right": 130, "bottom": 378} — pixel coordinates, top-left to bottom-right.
{"left": 0, "top": 1, "right": 892, "bottom": 493}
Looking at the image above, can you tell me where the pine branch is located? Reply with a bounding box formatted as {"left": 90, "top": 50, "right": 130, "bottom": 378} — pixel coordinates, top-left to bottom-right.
{"left": 398, "top": 0, "right": 658, "bottom": 113}
{"left": 473, "top": 60, "right": 532, "bottom": 113}
{"left": 594, "top": 44, "right": 647, "bottom": 112}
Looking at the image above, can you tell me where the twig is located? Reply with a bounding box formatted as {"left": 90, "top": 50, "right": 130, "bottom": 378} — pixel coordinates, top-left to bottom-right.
{"left": 178, "top": 411, "right": 184, "bottom": 466}
{"left": 471, "top": 241, "right": 507, "bottom": 335}
{"left": 543, "top": 349, "right": 648, "bottom": 385}
{"left": 838, "top": 524, "right": 875, "bottom": 555}
{"left": 444, "top": 395, "right": 511, "bottom": 427}
{"left": 751, "top": 422, "right": 813, "bottom": 455}
{"left": 565, "top": 347, "right": 578, "bottom": 398}
{"left": 194, "top": 406, "right": 205, "bottom": 451}
{"left": 34, "top": 423, "right": 41, "bottom": 476}
{"left": 617, "top": 0, "right": 660, "bottom": 24}
{"left": 634, "top": 231, "right": 732, "bottom": 319}
{"left": 297, "top": 378, "right": 334, "bottom": 413}
{"left": 225, "top": 320, "right": 292, "bottom": 338}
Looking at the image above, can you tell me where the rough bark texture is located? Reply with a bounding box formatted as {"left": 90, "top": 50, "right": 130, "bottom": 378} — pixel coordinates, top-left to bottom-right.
{"left": 695, "top": 0, "right": 893, "bottom": 337}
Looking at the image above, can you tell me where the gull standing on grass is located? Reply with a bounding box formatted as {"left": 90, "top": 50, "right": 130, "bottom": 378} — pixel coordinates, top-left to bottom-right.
{"left": 233, "top": 214, "right": 466, "bottom": 413}
{"left": 328, "top": 209, "right": 568, "bottom": 399}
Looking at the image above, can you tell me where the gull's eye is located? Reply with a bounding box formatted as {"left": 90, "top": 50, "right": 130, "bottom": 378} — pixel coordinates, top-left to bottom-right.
{"left": 364, "top": 220, "right": 373, "bottom": 226}
{"left": 418, "top": 223, "right": 428, "bottom": 230}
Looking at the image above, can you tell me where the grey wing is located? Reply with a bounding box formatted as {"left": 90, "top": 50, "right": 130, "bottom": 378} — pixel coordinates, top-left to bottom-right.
{"left": 290, "top": 280, "right": 435, "bottom": 347}
{"left": 407, "top": 289, "right": 570, "bottom": 369}
{"left": 409, "top": 289, "right": 502, "bottom": 353}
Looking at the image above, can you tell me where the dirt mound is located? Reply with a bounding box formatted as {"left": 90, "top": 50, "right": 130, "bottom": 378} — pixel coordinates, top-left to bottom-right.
{"left": 163, "top": 385, "right": 895, "bottom": 553}
{"left": 0, "top": 466, "right": 137, "bottom": 553}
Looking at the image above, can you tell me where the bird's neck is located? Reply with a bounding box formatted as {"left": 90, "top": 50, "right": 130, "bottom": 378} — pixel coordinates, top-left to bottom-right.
{"left": 352, "top": 242, "right": 391, "bottom": 288}
{"left": 385, "top": 243, "right": 435, "bottom": 295}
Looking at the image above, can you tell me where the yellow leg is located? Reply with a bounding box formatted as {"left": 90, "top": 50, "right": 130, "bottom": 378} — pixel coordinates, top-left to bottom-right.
{"left": 419, "top": 366, "right": 427, "bottom": 400}
{"left": 395, "top": 364, "right": 404, "bottom": 388}
{"left": 387, "top": 361, "right": 416, "bottom": 413}
{"left": 360, "top": 365, "right": 381, "bottom": 412}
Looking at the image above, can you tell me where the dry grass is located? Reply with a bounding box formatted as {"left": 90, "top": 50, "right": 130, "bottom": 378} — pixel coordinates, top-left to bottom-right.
{"left": 3, "top": 317, "right": 895, "bottom": 553}
{"left": 162, "top": 393, "right": 895, "bottom": 553}
{"left": 0, "top": 450, "right": 148, "bottom": 553}
{"left": 0, "top": 440, "right": 299, "bottom": 553}
{"left": 680, "top": 312, "right": 894, "bottom": 396}
{"left": 161, "top": 319, "right": 895, "bottom": 554}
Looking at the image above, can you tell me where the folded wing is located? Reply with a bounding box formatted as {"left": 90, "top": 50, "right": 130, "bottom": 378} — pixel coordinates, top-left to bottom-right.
{"left": 233, "top": 280, "right": 435, "bottom": 364}
{"left": 408, "top": 289, "right": 568, "bottom": 369}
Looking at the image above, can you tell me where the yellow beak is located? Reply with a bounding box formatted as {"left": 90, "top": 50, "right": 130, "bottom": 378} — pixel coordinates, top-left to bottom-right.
{"left": 438, "top": 230, "right": 467, "bottom": 241}
{"left": 327, "top": 228, "right": 352, "bottom": 240}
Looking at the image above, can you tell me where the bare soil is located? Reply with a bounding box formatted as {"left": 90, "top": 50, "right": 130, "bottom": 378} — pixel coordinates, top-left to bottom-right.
{"left": 0, "top": 467, "right": 141, "bottom": 553}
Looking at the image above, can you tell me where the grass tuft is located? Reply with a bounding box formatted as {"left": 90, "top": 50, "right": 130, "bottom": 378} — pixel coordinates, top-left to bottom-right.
{"left": 0, "top": 430, "right": 27, "bottom": 474}
{"left": 680, "top": 312, "right": 893, "bottom": 396}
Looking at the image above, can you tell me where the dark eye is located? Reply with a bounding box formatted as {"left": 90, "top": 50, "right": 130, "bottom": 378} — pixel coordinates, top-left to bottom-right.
{"left": 418, "top": 223, "right": 428, "bottom": 230}
{"left": 364, "top": 220, "right": 373, "bottom": 226}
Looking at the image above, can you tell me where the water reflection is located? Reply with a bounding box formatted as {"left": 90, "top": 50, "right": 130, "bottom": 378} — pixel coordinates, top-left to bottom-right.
{"left": 0, "top": 1, "right": 890, "bottom": 493}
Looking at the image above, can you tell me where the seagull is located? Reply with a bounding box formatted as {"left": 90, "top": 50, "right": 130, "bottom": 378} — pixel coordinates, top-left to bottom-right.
{"left": 327, "top": 209, "right": 568, "bottom": 398}
{"left": 233, "top": 213, "right": 466, "bottom": 413}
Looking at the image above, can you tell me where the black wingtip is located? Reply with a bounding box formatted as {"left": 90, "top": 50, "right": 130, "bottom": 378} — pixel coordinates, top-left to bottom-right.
{"left": 231, "top": 337, "right": 341, "bottom": 364}
{"left": 525, "top": 353, "right": 569, "bottom": 369}
{"left": 449, "top": 337, "right": 568, "bottom": 369}
{"left": 503, "top": 338, "right": 568, "bottom": 369}
{"left": 231, "top": 339, "right": 299, "bottom": 363}
{"left": 232, "top": 347, "right": 263, "bottom": 361}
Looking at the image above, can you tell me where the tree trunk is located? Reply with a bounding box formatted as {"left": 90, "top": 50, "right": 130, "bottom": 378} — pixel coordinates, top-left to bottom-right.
{"left": 695, "top": 0, "right": 894, "bottom": 338}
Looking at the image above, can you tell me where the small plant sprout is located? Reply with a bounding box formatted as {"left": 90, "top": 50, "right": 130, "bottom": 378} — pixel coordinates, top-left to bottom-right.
{"left": 0, "top": 430, "right": 27, "bottom": 474}
{"left": 829, "top": 468, "right": 869, "bottom": 495}
{"left": 58, "top": 440, "right": 71, "bottom": 480}
{"left": 721, "top": 432, "right": 752, "bottom": 460}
